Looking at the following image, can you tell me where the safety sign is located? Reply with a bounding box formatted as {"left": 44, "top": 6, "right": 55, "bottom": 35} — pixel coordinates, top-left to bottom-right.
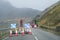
{"left": 11, "top": 24, "right": 16, "bottom": 28}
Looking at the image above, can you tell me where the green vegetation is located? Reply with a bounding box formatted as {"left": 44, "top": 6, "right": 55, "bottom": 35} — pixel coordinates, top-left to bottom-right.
{"left": 0, "top": 31, "right": 9, "bottom": 40}
{"left": 37, "top": 1, "right": 60, "bottom": 35}
{"left": 37, "top": 1, "right": 60, "bottom": 27}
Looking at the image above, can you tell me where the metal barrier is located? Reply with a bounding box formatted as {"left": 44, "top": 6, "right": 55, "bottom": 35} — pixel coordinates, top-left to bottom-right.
{"left": 0, "top": 28, "right": 9, "bottom": 31}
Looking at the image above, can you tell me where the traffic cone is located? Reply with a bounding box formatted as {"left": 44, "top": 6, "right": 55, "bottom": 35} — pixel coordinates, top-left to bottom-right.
{"left": 21, "top": 27, "right": 24, "bottom": 36}
{"left": 9, "top": 30, "right": 13, "bottom": 37}
{"left": 28, "top": 28, "right": 32, "bottom": 35}
{"left": 34, "top": 24, "right": 37, "bottom": 28}
{"left": 15, "top": 30, "right": 18, "bottom": 36}
{"left": 21, "top": 31, "right": 24, "bottom": 36}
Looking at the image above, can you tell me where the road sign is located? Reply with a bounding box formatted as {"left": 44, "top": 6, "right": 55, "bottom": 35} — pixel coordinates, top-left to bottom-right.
{"left": 24, "top": 23, "right": 30, "bottom": 29}
{"left": 11, "top": 24, "right": 16, "bottom": 29}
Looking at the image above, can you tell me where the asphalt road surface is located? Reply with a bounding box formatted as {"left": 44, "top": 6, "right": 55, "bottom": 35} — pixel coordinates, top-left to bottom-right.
{"left": 3, "top": 28, "right": 60, "bottom": 40}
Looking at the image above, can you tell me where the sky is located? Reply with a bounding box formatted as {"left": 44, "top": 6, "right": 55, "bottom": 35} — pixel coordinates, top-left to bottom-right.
{"left": 7, "top": 0, "right": 59, "bottom": 11}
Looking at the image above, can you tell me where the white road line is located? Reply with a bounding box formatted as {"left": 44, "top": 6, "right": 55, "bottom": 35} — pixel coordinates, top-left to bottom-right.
{"left": 34, "top": 36, "right": 38, "bottom": 40}
{"left": 32, "top": 33, "right": 38, "bottom": 40}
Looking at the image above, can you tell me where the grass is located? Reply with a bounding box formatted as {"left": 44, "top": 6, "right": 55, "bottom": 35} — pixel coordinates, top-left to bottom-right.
{"left": 36, "top": 1, "right": 60, "bottom": 35}
{"left": 37, "top": 1, "right": 60, "bottom": 26}
{"left": 0, "top": 31, "right": 9, "bottom": 40}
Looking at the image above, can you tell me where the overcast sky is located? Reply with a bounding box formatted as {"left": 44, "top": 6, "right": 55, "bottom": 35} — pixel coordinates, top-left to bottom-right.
{"left": 7, "top": 0, "right": 59, "bottom": 11}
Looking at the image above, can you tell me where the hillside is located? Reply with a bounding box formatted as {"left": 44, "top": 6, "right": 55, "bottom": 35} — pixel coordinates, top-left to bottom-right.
{"left": 0, "top": 0, "right": 41, "bottom": 28}
{"left": 37, "top": 1, "right": 60, "bottom": 27}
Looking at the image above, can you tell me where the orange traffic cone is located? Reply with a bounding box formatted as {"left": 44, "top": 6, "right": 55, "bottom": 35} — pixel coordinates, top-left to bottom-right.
{"left": 21, "top": 30, "right": 24, "bottom": 36}
{"left": 15, "top": 30, "right": 18, "bottom": 36}
{"left": 21, "top": 27, "right": 24, "bottom": 36}
{"left": 28, "top": 29, "right": 32, "bottom": 35}
{"left": 9, "top": 30, "right": 13, "bottom": 37}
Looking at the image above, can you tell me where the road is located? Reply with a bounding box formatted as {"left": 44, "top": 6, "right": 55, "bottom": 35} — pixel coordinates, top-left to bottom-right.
{"left": 3, "top": 28, "right": 60, "bottom": 40}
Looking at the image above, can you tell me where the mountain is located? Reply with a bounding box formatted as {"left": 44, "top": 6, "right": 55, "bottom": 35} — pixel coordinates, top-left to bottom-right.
{"left": 37, "top": 1, "right": 60, "bottom": 27}
{"left": 0, "top": 0, "right": 41, "bottom": 20}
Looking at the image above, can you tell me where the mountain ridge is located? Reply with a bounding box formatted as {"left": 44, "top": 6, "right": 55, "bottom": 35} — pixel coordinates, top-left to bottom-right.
{"left": 0, "top": 0, "right": 41, "bottom": 20}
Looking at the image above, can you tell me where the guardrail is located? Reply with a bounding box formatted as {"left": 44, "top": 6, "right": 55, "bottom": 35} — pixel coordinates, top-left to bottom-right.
{"left": 40, "top": 25, "right": 55, "bottom": 31}
{"left": 0, "top": 28, "right": 9, "bottom": 31}
{"left": 40, "top": 25, "right": 60, "bottom": 32}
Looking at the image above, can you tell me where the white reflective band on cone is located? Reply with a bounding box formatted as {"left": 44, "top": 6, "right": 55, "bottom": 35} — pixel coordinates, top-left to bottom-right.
{"left": 15, "top": 30, "right": 18, "bottom": 36}
{"left": 21, "top": 30, "right": 24, "bottom": 36}
{"left": 10, "top": 30, "right": 13, "bottom": 36}
{"left": 22, "top": 30, "right": 24, "bottom": 33}
{"left": 29, "top": 29, "right": 31, "bottom": 32}
{"left": 34, "top": 25, "right": 37, "bottom": 27}
{"left": 10, "top": 30, "right": 12, "bottom": 33}
{"left": 16, "top": 30, "right": 18, "bottom": 33}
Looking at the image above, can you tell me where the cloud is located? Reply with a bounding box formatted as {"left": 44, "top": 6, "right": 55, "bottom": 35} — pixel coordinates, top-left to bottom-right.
{"left": 8, "top": 0, "right": 59, "bottom": 11}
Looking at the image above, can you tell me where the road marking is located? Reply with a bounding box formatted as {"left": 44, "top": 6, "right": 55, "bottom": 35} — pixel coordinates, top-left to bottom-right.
{"left": 32, "top": 33, "right": 38, "bottom": 40}
{"left": 34, "top": 36, "right": 38, "bottom": 40}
